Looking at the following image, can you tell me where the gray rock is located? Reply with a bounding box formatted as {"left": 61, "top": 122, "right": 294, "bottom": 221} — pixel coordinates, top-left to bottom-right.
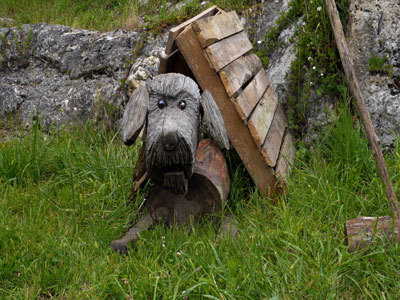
{"left": 305, "top": 89, "right": 337, "bottom": 144}
{"left": 0, "top": 23, "right": 166, "bottom": 130}
{"left": 126, "top": 33, "right": 167, "bottom": 93}
{"left": 251, "top": 0, "right": 296, "bottom": 100}
{"left": 348, "top": 0, "right": 400, "bottom": 147}
{"left": 253, "top": 0, "right": 290, "bottom": 35}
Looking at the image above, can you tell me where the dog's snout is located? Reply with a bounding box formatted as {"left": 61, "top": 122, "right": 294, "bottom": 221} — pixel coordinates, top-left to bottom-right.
{"left": 161, "top": 116, "right": 179, "bottom": 152}
{"left": 162, "top": 130, "right": 177, "bottom": 151}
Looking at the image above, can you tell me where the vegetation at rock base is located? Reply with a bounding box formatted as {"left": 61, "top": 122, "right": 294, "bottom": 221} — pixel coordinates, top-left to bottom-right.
{"left": 2, "top": 0, "right": 400, "bottom": 299}
{"left": 257, "top": 0, "right": 349, "bottom": 137}
{"left": 0, "top": 0, "right": 139, "bottom": 32}
{"left": 0, "top": 0, "right": 257, "bottom": 32}
{"left": 368, "top": 52, "right": 394, "bottom": 77}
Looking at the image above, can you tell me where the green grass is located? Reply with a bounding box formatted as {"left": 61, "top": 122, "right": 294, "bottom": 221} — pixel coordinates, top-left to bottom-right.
{"left": 368, "top": 52, "right": 393, "bottom": 77}
{"left": 0, "top": 0, "right": 140, "bottom": 31}
{"left": 2, "top": 104, "right": 400, "bottom": 299}
{"left": 0, "top": 0, "right": 258, "bottom": 32}
{"left": 2, "top": 0, "right": 400, "bottom": 298}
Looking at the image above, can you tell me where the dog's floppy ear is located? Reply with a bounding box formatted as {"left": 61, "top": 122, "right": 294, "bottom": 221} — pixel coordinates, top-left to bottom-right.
{"left": 120, "top": 84, "right": 149, "bottom": 146}
{"left": 201, "top": 90, "right": 230, "bottom": 150}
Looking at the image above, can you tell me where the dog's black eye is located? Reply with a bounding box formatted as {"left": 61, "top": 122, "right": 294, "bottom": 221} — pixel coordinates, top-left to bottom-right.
{"left": 158, "top": 99, "right": 167, "bottom": 109}
{"left": 179, "top": 100, "right": 186, "bottom": 110}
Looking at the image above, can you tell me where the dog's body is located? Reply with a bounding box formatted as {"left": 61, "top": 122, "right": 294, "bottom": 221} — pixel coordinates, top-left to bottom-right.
{"left": 111, "top": 73, "right": 236, "bottom": 253}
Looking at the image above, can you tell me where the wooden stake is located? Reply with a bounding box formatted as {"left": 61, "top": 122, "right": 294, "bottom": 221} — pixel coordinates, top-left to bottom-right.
{"left": 325, "top": 0, "right": 400, "bottom": 250}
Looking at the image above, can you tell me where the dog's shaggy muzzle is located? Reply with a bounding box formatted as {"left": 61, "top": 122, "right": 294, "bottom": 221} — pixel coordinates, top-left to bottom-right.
{"left": 147, "top": 134, "right": 194, "bottom": 194}
{"left": 145, "top": 73, "right": 201, "bottom": 194}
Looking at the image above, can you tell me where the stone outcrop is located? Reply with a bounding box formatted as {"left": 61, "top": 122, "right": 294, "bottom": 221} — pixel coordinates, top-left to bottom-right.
{"left": 0, "top": 23, "right": 165, "bottom": 130}
{"left": 348, "top": 0, "right": 400, "bottom": 147}
{"left": 252, "top": 0, "right": 296, "bottom": 100}
{"left": 1, "top": 0, "right": 399, "bottom": 147}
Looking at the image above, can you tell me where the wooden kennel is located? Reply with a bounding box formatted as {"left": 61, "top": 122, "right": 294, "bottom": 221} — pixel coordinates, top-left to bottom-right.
{"left": 157, "top": 6, "right": 296, "bottom": 197}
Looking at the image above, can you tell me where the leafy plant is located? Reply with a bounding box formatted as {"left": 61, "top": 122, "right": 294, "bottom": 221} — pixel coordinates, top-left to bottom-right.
{"left": 368, "top": 52, "right": 393, "bottom": 76}
{"left": 257, "top": 0, "right": 349, "bottom": 137}
{"left": 0, "top": 26, "right": 33, "bottom": 68}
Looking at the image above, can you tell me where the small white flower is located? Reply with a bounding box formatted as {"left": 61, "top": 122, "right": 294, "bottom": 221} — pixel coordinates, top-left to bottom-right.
{"left": 162, "top": 243, "right": 166, "bottom": 248}
{"left": 257, "top": 40, "right": 262, "bottom": 45}
{"left": 308, "top": 56, "right": 312, "bottom": 61}
{"left": 312, "top": 66, "right": 316, "bottom": 70}
{"left": 161, "top": 236, "right": 165, "bottom": 240}
{"left": 310, "top": 81, "right": 313, "bottom": 86}
{"left": 317, "top": 6, "right": 322, "bottom": 11}
{"left": 302, "top": 21, "right": 306, "bottom": 26}
{"left": 320, "top": 73, "right": 324, "bottom": 76}
{"left": 177, "top": 251, "right": 181, "bottom": 256}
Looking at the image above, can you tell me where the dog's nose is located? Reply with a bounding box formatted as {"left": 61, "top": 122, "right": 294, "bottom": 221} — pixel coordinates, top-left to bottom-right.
{"left": 161, "top": 117, "right": 178, "bottom": 151}
{"left": 162, "top": 131, "right": 177, "bottom": 151}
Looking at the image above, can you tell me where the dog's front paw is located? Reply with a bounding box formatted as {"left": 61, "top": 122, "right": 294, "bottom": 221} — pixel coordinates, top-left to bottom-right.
{"left": 110, "top": 239, "right": 129, "bottom": 254}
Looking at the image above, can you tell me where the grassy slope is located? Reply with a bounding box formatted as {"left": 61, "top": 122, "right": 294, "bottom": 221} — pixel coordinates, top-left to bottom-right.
{"left": 2, "top": 109, "right": 400, "bottom": 299}
{"left": 2, "top": 0, "right": 400, "bottom": 299}
{"left": 0, "top": 0, "right": 139, "bottom": 31}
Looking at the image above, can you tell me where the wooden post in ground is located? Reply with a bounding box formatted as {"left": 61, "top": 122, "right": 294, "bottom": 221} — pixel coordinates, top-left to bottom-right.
{"left": 325, "top": 0, "right": 400, "bottom": 251}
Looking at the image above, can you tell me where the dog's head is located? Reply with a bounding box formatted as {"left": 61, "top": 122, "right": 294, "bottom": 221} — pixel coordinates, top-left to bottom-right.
{"left": 145, "top": 73, "right": 201, "bottom": 194}
{"left": 121, "top": 73, "right": 229, "bottom": 195}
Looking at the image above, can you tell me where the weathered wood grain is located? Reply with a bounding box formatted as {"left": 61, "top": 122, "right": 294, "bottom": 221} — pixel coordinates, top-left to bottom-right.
{"left": 326, "top": 0, "right": 400, "bottom": 220}
{"left": 219, "top": 53, "right": 262, "bottom": 97}
{"left": 176, "top": 26, "right": 277, "bottom": 196}
{"left": 158, "top": 50, "right": 194, "bottom": 77}
{"left": 261, "top": 104, "right": 287, "bottom": 167}
{"left": 274, "top": 131, "right": 296, "bottom": 183}
{"left": 205, "top": 31, "right": 252, "bottom": 72}
{"left": 146, "top": 73, "right": 201, "bottom": 194}
{"left": 201, "top": 90, "right": 230, "bottom": 150}
{"left": 120, "top": 85, "right": 148, "bottom": 146}
{"left": 193, "top": 139, "right": 230, "bottom": 207}
{"left": 158, "top": 6, "right": 219, "bottom": 74}
{"left": 234, "top": 68, "right": 270, "bottom": 120}
{"left": 345, "top": 216, "right": 400, "bottom": 252}
{"left": 113, "top": 139, "right": 230, "bottom": 253}
{"left": 192, "top": 11, "right": 243, "bottom": 48}
{"left": 148, "top": 139, "right": 230, "bottom": 225}
{"left": 247, "top": 85, "right": 279, "bottom": 148}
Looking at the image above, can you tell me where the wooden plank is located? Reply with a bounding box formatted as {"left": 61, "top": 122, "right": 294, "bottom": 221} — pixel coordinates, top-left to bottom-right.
{"left": 247, "top": 85, "right": 279, "bottom": 148}
{"left": 234, "top": 68, "right": 270, "bottom": 120}
{"left": 205, "top": 31, "right": 252, "bottom": 72}
{"left": 219, "top": 53, "right": 262, "bottom": 97}
{"left": 274, "top": 131, "right": 296, "bottom": 183}
{"left": 345, "top": 216, "right": 400, "bottom": 252}
{"left": 261, "top": 104, "right": 287, "bottom": 167}
{"left": 175, "top": 26, "right": 277, "bottom": 197}
{"left": 159, "top": 6, "right": 219, "bottom": 74}
{"left": 158, "top": 49, "right": 178, "bottom": 75}
{"left": 165, "top": 6, "right": 219, "bottom": 55}
{"left": 192, "top": 11, "right": 243, "bottom": 48}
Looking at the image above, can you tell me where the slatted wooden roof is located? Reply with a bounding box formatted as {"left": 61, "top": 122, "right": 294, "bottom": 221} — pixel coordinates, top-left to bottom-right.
{"left": 158, "top": 6, "right": 296, "bottom": 196}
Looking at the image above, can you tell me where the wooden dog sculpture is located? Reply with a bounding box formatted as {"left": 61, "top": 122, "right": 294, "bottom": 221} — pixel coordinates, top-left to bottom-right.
{"left": 111, "top": 73, "right": 236, "bottom": 253}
